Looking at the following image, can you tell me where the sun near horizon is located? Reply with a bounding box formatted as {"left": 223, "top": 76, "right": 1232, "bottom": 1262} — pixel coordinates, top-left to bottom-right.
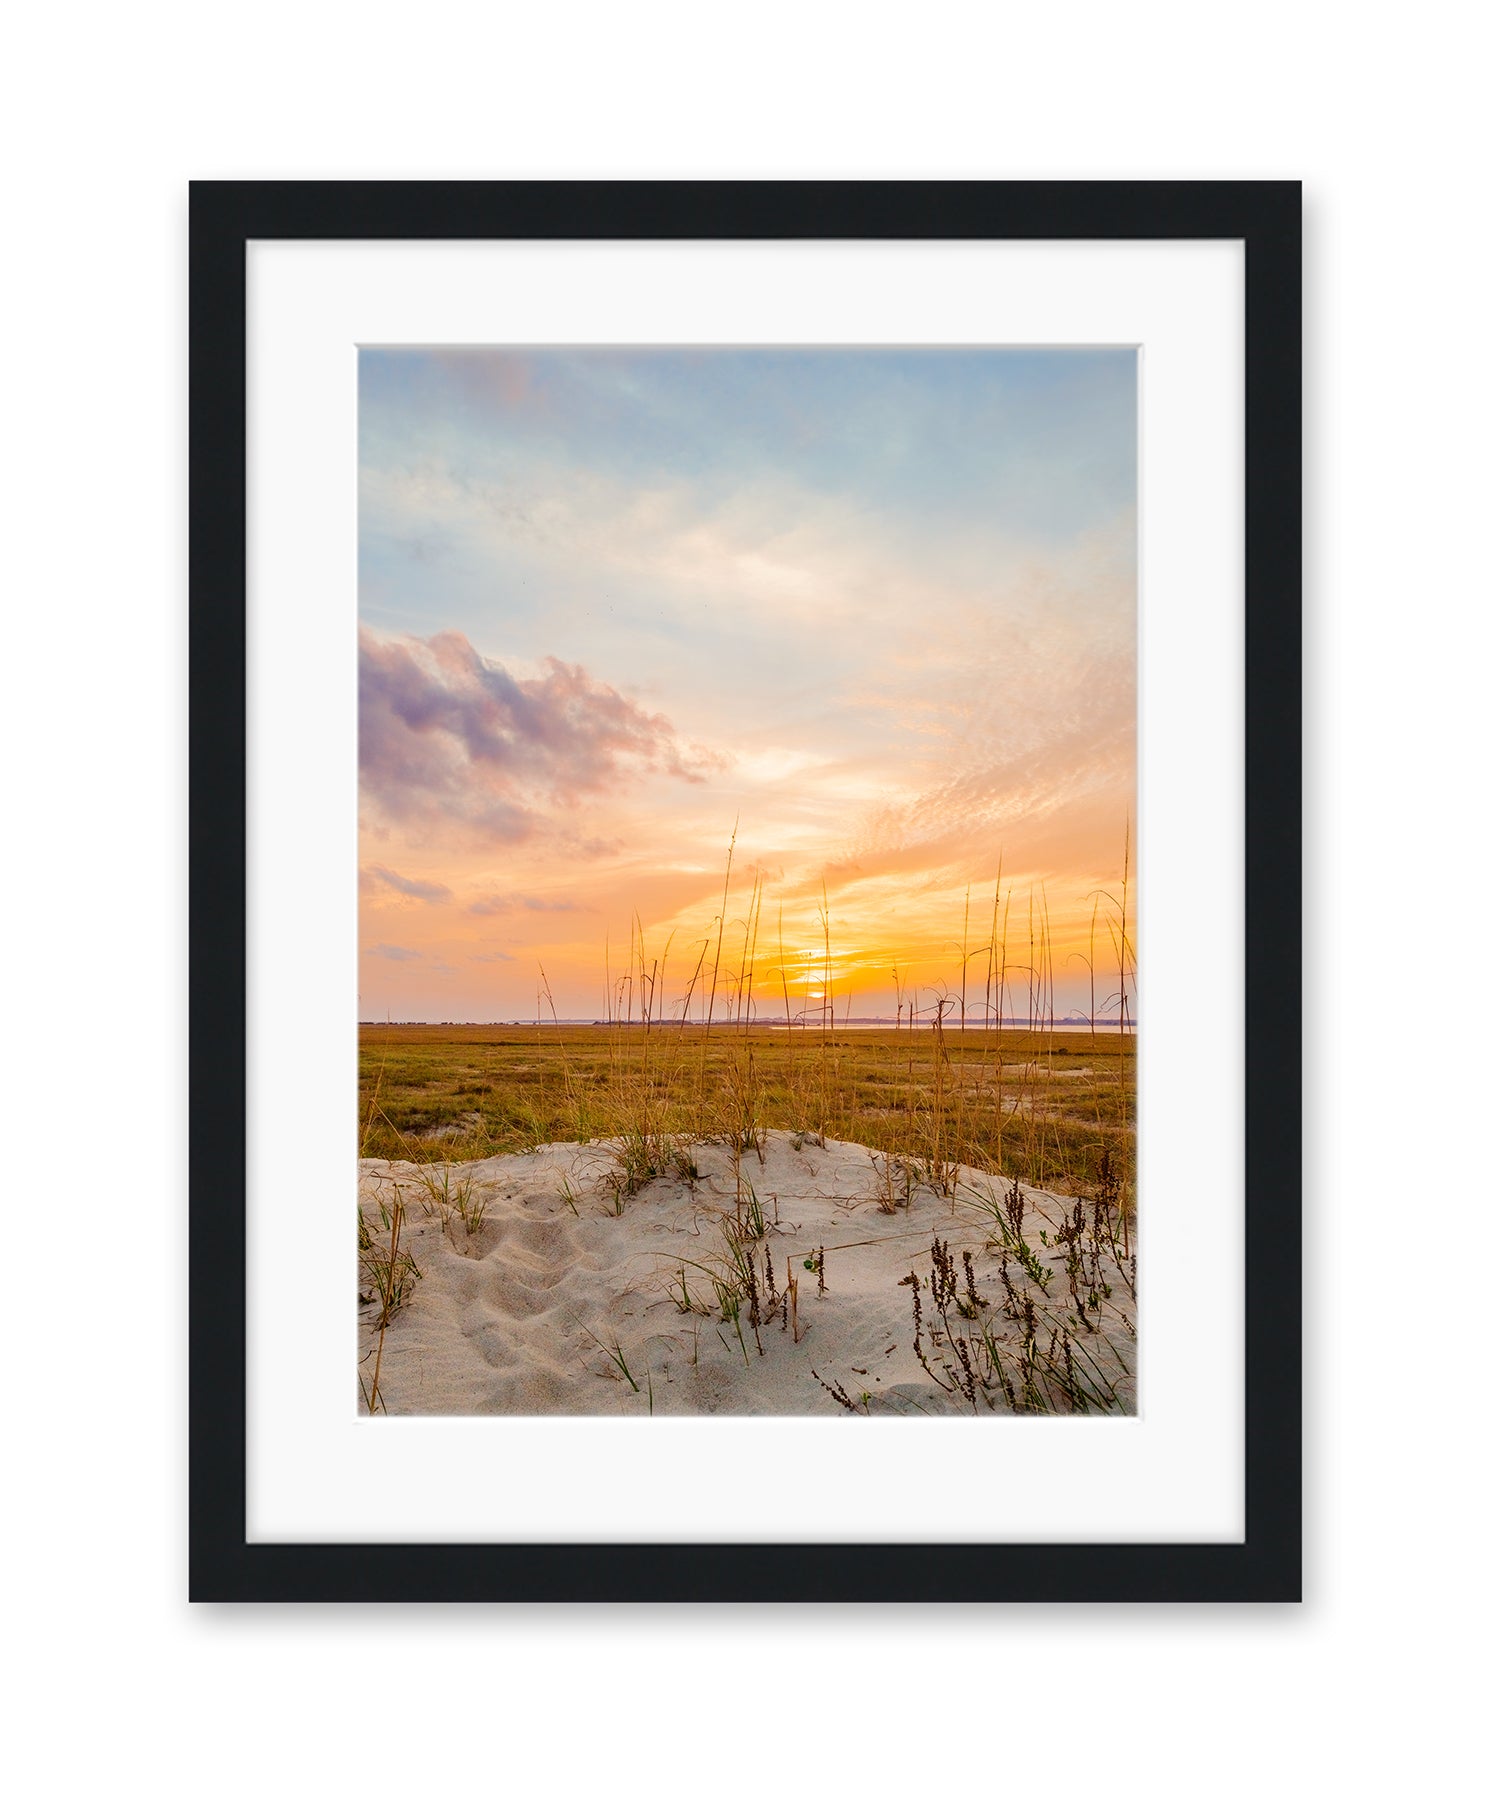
{"left": 358, "top": 347, "right": 1137, "bottom": 1024}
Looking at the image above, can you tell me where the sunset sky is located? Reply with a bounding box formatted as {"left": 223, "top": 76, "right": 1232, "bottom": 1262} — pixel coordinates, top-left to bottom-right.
{"left": 359, "top": 347, "right": 1137, "bottom": 1022}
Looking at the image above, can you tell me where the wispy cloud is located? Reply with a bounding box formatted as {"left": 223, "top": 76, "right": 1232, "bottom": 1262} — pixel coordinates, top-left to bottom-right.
{"left": 365, "top": 942, "right": 423, "bottom": 962}
{"left": 360, "top": 863, "right": 454, "bottom": 904}
{"left": 468, "top": 892, "right": 587, "bottom": 917}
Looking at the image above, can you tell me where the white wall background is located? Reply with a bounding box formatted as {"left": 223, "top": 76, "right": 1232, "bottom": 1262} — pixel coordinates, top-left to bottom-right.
{"left": 5, "top": 5, "right": 1492, "bottom": 1794}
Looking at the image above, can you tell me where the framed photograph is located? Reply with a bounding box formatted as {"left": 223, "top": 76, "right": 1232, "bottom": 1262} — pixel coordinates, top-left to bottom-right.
{"left": 190, "top": 180, "right": 1300, "bottom": 1601}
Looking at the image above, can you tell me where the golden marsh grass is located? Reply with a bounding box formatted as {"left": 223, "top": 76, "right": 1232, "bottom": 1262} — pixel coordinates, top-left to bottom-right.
{"left": 359, "top": 1018, "right": 1135, "bottom": 1198}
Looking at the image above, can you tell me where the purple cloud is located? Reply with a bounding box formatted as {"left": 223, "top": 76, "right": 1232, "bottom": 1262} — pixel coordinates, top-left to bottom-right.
{"left": 360, "top": 627, "right": 717, "bottom": 843}
{"left": 360, "top": 863, "right": 454, "bottom": 904}
{"left": 365, "top": 942, "right": 423, "bottom": 962}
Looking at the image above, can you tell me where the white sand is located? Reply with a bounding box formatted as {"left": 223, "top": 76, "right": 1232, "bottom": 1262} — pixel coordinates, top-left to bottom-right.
{"left": 358, "top": 1131, "right": 1136, "bottom": 1416}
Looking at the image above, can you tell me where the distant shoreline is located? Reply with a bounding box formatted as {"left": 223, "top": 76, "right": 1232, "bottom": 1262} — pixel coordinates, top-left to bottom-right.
{"left": 359, "top": 1016, "right": 1136, "bottom": 1031}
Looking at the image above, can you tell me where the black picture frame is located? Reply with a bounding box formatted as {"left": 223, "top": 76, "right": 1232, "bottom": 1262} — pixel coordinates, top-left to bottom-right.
{"left": 189, "top": 179, "right": 1301, "bottom": 1603}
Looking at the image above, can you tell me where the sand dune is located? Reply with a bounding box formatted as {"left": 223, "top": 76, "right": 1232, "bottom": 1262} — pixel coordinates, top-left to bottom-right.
{"left": 358, "top": 1131, "right": 1136, "bottom": 1416}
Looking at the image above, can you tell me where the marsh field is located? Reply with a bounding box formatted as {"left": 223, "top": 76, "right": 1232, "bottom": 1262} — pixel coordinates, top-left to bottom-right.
{"left": 359, "top": 1019, "right": 1135, "bottom": 1197}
